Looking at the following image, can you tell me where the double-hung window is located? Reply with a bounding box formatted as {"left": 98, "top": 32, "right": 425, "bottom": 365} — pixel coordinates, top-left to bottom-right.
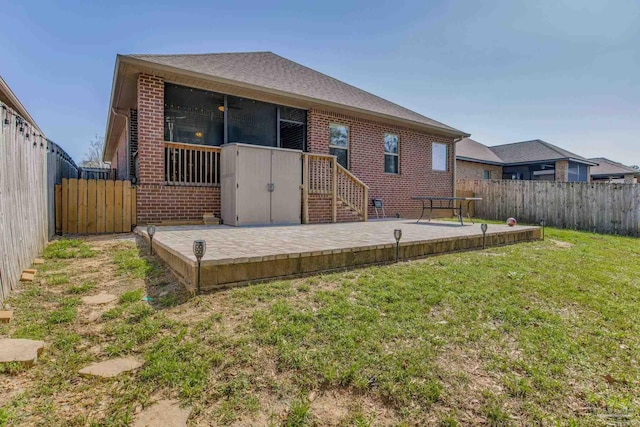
{"left": 329, "top": 124, "right": 349, "bottom": 169}
{"left": 432, "top": 142, "right": 448, "bottom": 171}
{"left": 384, "top": 133, "right": 399, "bottom": 174}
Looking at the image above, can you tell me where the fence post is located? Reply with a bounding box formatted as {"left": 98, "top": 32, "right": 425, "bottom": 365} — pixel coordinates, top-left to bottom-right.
{"left": 302, "top": 154, "right": 309, "bottom": 224}
{"left": 331, "top": 157, "right": 337, "bottom": 223}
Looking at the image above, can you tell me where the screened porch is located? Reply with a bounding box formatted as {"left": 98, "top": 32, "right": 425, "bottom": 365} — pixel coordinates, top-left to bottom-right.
{"left": 162, "top": 83, "right": 307, "bottom": 187}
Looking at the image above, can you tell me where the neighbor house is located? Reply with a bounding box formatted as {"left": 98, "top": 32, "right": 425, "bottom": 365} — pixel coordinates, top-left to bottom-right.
{"left": 103, "top": 52, "right": 469, "bottom": 225}
{"left": 456, "top": 138, "right": 504, "bottom": 180}
{"left": 456, "top": 138, "right": 596, "bottom": 182}
{"left": 589, "top": 157, "right": 639, "bottom": 184}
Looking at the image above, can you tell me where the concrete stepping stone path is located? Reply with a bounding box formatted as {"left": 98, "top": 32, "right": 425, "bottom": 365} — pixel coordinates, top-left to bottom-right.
{"left": 81, "top": 293, "right": 117, "bottom": 305}
{"left": 133, "top": 400, "right": 191, "bottom": 427}
{"left": 78, "top": 357, "right": 143, "bottom": 378}
{"left": 0, "top": 339, "right": 46, "bottom": 367}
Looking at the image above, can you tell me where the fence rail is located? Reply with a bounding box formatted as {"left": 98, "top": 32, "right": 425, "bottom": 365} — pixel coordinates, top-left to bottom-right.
{"left": 164, "top": 141, "right": 221, "bottom": 186}
{"left": 56, "top": 179, "right": 136, "bottom": 234}
{"left": 458, "top": 179, "right": 640, "bottom": 236}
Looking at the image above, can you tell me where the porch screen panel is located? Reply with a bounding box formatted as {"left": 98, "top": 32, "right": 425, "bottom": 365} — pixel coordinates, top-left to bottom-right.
{"left": 227, "top": 96, "right": 277, "bottom": 146}
{"left": 279, "top": 106, "right": 306, "bottom": 151}
{"left": 164, "top": 84, "right": 224, "bottom": 146}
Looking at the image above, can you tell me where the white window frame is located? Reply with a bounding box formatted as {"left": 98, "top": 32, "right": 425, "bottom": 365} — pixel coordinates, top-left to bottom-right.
{"left": 383, "top": 133, "right": 399, "bottom": 174}
{"left": 329, "top": 123, "right": 349, "bottom": 169}
{"left": 432, "top": 142, "right": 448, "bottom": 171}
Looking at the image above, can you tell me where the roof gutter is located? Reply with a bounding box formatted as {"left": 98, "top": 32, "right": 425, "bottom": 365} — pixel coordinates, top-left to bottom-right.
{"left": 456, "top": 156, "right": 504, "bottom": 166}
{"left": 103, "top": 55, "right": 124, "bottom": 161}
{"left": 118, "top": 55, "right": 470, "bottom": 139}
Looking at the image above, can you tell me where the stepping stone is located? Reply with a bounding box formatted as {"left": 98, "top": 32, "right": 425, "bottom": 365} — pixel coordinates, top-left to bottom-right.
{"left": 81, "top": 293, "right": 117, "bottom": 305}
{"left": 0, "top": 311, "right": 13, "bottom": 323}
{"left": 23, "top": 269, "right": 37, "bottom": 275}
{"left": 20, "top": 272, "right": 35, "bottom": 282}
{"left": 33, "top": 258, "right": 45, "bottom": 265}
{"left": 78, "top": 357, "right": 143, "bottom": 378}
{"left": 0, "top": 339, "right": 46, "bottom": 367}
{"left": 133, "top": 400, "right": 191, "bottom": 427}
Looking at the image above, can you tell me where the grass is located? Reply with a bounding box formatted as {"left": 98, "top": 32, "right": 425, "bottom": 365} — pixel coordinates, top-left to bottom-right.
{"left": 67, "top": 281, "right": 96, "bottom": 294}
{"left": 113, "top": 247, "right": 154, "bottom": 278}
{"left": 43, "top": 239, "right": 96, "bottom": 259}
{"left": 1, "top": 227, "right": 639, "bottom": 425}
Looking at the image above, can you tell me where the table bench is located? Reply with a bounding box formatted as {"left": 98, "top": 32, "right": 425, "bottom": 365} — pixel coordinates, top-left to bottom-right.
{"left": 411, "top": 196, "right": 482, "bottom": 226}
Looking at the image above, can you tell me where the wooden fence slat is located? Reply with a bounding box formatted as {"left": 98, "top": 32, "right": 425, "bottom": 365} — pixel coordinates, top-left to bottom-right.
{"left": 123, "top": 181, "right": 131, "bottom": 232}
{"left": 114, "top": 180, "right": 123, "bottom": 233}
{"left": 131, "top": 186, "right": 137, "bottom": 227}
{"left": 96, "top": 180, "right": 106, "bottom": 233}
{"left": 55, "top": 184, "right": 62, "bottom": 234}
{"left": 61, "top": 179, "right": 68, "bottom": 234}
{"left": 105, "top": 180, "right": 115, "bottom": 233}
{"left": 77, "top": 179, "right": 87, "bottom": 234}
{"left": 68, "top": 178, "right": 78, "bottom": 234}
{"left": 87, "top": 179, "right": 97, "bottom": 233}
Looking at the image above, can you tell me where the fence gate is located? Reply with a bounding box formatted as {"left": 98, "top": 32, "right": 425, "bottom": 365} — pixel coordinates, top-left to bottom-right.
{"left": 55, "top": 178, "right": 136, "bottom": 234}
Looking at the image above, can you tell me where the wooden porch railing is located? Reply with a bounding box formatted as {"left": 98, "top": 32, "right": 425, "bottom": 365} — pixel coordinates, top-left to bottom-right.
{"left": 164, "top": 142, "right": 221, "bottom": 186}
{"left": 302, "top": 153, "right": 368, "bottom": 223}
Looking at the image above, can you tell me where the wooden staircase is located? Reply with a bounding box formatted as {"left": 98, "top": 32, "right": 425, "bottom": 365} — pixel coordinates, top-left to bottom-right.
{"left": 302, "top": 153, "right": 369, "bottom": 223}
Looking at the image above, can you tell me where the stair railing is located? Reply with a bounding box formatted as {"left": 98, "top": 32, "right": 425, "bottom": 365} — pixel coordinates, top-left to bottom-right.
{"left": 302, "top": 153, "right": 368, "bottom": 223}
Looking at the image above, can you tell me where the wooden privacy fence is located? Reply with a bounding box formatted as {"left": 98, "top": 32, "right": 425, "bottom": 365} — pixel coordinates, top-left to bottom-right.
{"left": 0, "top": 101, "right": 48, "bottom": 303}
{"left": 458, "top": 179, "right": 640, "bottom": 236}
{"left": 56, "top": 179, "right": 136, "bottom": 234}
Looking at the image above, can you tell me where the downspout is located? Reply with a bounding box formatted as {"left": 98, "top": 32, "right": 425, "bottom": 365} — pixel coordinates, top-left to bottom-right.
{"left": 452, "top": 136, "right": 465, "bottom": 198}
{"left": 111, "top": 108, "right": 129, "bottom": 179}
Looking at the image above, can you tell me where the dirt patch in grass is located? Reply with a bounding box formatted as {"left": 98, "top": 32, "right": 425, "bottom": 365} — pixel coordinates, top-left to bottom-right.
{"left": 550, "top": 239, "right": 574, "bottom": 249}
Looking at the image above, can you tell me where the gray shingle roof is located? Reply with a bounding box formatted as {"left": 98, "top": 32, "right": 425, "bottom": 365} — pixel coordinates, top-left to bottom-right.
{"left": 125, "top": 52, "right": 467, "bottom": 135}
{"left": 489, "top": 140, "right": 595, "bottom": 165}
{"left": 589, "top": 157, "right": 640, "bottom": 177}
{"left": 456, "top": 138, "right": 504, "bottom": 164}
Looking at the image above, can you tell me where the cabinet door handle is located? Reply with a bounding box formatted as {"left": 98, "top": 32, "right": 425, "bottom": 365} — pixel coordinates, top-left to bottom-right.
{"left": 268, "top": 182, "right": 275, "bottom": 192}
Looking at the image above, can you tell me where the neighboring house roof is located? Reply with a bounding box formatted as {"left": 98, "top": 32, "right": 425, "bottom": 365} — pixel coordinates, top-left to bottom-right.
{"left": 0, "top": 75, "right": 43, "bottom": 134}
{"left": 489, "top": 140, "right": 596, "bottom": 166}
{"left": 104, "top": 52, "right": 469, "bottom": 159}
{"left": 456, "top": 138, "right": 504, "bottom": 165}
{"left": 589, "top": 157, "right": 640, "bottom": 177}
{"left": 455, "top": 138, "right": 597, "bottom": 167}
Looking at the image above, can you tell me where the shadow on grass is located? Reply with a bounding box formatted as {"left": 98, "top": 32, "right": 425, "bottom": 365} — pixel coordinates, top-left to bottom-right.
{"left": 131, "top": 234, "right": 193, "bottom": 310}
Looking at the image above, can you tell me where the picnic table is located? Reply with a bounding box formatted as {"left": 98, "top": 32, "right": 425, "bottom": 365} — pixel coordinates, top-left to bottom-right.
{"left": 411, "top": 196, "right": 482, "bottom": 226}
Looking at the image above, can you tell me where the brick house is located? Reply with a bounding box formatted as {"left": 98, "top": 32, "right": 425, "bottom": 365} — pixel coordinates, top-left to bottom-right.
{"left": 456, "top": 138, "right": 596, "bottom": 182}
{"left": 589, "top": 157, "right": 639, "bottom": 184}
{"left": 103, "top": 52, "right": 469, "bottom": 225}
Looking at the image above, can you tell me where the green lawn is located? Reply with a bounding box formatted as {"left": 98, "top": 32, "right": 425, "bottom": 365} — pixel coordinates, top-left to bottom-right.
{"left": 0, "top": 227, "right": 639, "bottom": 426}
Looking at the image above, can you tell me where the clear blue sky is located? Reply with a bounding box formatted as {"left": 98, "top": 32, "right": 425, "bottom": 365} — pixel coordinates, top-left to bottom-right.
{"left": 1, "top": 0, "right": 639, "bottom": 165}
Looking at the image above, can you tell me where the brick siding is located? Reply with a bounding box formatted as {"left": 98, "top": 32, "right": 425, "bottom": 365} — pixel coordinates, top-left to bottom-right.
{"left": 136, "top": 74, "right": 220, "bottom": 223}
{"left": 554, "top": 160, "right": 568, "bottom": 182}
{"left": 134, "top": 74, "right": 456, "bottom": 223}
{"left": 456, "top": 160, "right": 503, "bottom": 180}
{"left": 307, "top": 109, "right": 456, "bottom": 219}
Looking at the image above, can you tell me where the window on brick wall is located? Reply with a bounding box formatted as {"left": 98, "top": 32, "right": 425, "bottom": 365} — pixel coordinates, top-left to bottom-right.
{"left": 432, "top": 142, "right": 448, "bottom": 171}
{"left": 384, "top": 133, "right": 399, "bottom": 174}
{"left": 329, "top": 124, "right": 349, "bottom": 169}
{"left": 483, "top": 170, "right": 491, "bottom": 179}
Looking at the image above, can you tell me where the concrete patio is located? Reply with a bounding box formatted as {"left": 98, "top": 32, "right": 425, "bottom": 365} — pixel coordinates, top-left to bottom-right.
{"left": 135, "top": 220, "right": 541, "bottom": 292}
